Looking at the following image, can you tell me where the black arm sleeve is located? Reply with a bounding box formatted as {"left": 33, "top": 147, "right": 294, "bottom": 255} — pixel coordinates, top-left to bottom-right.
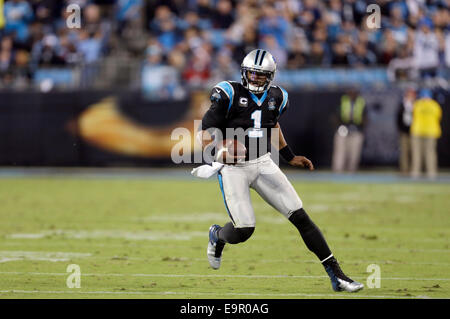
{"left": 201, "top": 88, "right": 230, "bottom": 131}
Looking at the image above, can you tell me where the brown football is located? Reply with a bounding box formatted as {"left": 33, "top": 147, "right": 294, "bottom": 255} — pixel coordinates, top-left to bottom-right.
{"left": 217, "top": 139, "right": 247, "bottom": 163}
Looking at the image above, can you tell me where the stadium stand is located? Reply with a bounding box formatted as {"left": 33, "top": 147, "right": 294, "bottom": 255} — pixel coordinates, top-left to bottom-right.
{"left": 0, "top": 0, "right": 448, "bottom": 96}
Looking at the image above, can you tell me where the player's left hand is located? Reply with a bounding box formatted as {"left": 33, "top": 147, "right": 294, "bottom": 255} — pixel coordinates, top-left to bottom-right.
{"left": 289, "top": 156, "right": 314, "bottom": 170}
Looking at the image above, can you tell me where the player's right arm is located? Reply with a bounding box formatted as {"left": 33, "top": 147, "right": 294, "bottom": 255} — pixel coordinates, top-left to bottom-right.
{"left": 197, "top": 84, "right": 230, "bottom": 151}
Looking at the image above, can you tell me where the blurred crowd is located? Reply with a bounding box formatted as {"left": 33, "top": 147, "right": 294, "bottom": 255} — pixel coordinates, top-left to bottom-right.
{"left": 0, "top": 0, "right": 449, "bottom": 91}
{"left": 0, "top": 0, "right": 114, "bottom": 88}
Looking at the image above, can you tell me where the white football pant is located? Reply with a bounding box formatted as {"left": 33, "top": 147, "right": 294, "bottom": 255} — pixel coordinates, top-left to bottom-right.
{"left": 217, "top": 153, "right": 303, "bottom": 228}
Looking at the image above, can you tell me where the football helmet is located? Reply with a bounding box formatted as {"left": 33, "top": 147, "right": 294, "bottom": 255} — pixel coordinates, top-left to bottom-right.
{"left": 241, "top": 49, "right": 276, "bottom": 93}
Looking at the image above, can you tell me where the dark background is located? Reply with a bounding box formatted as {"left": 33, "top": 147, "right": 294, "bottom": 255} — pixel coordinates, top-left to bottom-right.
{"left": 0, "top": 89, "right": 448, "bottom": 168}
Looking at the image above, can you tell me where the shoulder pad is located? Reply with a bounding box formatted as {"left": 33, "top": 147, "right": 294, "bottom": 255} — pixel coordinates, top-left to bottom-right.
{"left": 213, "top": 81, "right": 235, "bottom": 111}
{"left": 213, "top": 81, "right": 235, "bottom": 100}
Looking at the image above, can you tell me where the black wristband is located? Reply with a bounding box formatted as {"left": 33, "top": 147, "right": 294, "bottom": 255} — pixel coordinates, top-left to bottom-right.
{"left": 279, "top": 145, "right": 295, "bottom": 162}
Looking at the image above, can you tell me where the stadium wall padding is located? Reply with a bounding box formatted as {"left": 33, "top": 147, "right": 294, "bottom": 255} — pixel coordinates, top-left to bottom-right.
{"left": 0, "top": 89, "right": 449, "bottom": 168}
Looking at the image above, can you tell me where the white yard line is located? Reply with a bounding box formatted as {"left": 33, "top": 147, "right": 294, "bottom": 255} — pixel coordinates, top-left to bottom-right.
{"left": 2, "top": 229, "right": 448, "bottom": 246}
{"left": 0, "top": 271, "right": 448, "bottom": 282}
{"left": 0, "top": 251, "right": 92, "bottom": 263}
{"left": 333, "top": 247, "right": 450, "bottom": 253}
{"left": 0, "top": 250, "right": 448, "bottom": 266}
{"left": 1, "top": 240, "right": 449, "bottom": 256}
{"left": 258, "top": 259, "right": 450, "bottom": 266}
{"left": 0, "top": 289, "right": 437, "bottom": 299}
{"left": 5, "top": 230, "right": 206, "bottom": 241}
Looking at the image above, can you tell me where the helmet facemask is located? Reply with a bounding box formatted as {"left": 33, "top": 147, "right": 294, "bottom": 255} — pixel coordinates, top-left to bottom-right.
{"left": 241, "top": 67, "right": 274, "bottom": 94}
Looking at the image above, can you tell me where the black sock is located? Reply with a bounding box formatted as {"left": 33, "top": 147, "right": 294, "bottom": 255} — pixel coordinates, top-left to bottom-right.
{"left": 321, "top": 256, "right": 352, "bottom": 281}
{"left": 288, "top": 208, "right": 332, "bottom": 261}
{"left": 218, "top": 222, "right": 254, "bottom": 244}
{"left": 322, "top": 255, "right": 337, "bottom": 268}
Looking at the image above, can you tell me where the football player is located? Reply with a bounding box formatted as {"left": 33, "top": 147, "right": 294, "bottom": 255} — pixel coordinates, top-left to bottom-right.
{"left": 199, "top": 49, "right": 363, "bottom": 292}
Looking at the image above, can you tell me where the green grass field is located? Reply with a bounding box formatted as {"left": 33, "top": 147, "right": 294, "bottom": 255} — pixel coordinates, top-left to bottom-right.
{"left": 0, "top": 174, "right": 449, "bottom": 299}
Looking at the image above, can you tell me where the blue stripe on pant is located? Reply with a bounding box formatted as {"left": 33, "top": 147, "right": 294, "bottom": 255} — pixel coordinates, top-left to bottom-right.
{"left": 217, "top": 172, "right": 235, "bottom": 225}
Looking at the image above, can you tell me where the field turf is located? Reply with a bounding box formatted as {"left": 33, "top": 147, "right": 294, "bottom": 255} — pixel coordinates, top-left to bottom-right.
{"left": 0, "top": 173, "right": 449, "bottom": 299}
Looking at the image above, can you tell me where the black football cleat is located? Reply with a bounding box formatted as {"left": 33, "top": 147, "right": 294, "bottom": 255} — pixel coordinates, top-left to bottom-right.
{"left": 324, "top": 258, "right": 364, "bottom": 292}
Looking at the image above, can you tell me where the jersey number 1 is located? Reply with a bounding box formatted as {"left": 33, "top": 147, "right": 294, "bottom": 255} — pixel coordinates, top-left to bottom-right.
{"left": 249, "top": 110, "right": 263, "bottom": 138}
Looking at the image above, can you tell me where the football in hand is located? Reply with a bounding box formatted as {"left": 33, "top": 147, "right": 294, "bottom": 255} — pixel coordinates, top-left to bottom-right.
{"left": 216, "top": 139, "right": 247, "bottom": 164}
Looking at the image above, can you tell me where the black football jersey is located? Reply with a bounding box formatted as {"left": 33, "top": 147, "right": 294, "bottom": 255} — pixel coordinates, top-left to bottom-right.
{"left": 201, "top": 81, "right": 289, "bottom": 161}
